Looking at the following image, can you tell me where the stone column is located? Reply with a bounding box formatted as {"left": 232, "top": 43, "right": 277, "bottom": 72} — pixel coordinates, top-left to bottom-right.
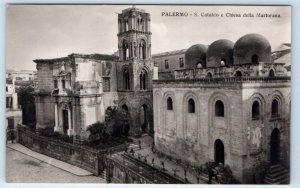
{"left": 54, "top": 103, "right": 59, "bottom": 132}
{"left": 67, "top": 108, "right": 72, "bottom": 136}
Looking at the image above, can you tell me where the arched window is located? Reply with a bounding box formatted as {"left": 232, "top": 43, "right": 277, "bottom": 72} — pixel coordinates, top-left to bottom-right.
{"left": 188, "top": 99, "right": 195, "bottom": 113}
{"left": 196, "top": 62, "right": 202, "bottom": 68}
{"left": 252, "top": 101, "right": 260, "bottom": 119}
{"left": 272, "top": 99, "right": 279, "bottom": 117}
{"left": 251, "top": 54, "right": 259, "bottom": 63}
{"left": 269, "top": 69, "right": 275, "bottom": 77}
{"left": 235, "top": 71, "right": 242, "bottom": 77}
{"left": 167, "top": 97, "right": 173, "bottom": 110}
{"left": 123, "top": 69, "right": 130, "bottom": 90}
{"left": 220, "top": 58, "right": 226, "bottom": 66}
{"left": 206, "top": 72, "right": 213, "bottom": 78}
{"left": 140, "top": 69, "right": 147, "bottom": 90}
{"left": 122, "top": 40, "right": 128, "bottom": 60}
{"left": 215, "top": 100, "right": 224, "bottom": 117}
{"left": 62, "top": 80, "right": 66, "bottom": 89}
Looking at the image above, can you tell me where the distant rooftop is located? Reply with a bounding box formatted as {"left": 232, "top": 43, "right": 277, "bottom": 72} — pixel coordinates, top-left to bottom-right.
{"left": 152, "top": 49, "right": 187, "bottom": 57}
{"left": 34, "top": 53, "right": 118, "bottom": 63}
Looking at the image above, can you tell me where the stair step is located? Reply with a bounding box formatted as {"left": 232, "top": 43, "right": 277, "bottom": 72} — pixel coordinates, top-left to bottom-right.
{"left": 270, "top": 164, "right": 282, "bottom": 170}
{"left": 264, "top": 164, "right": 290, "bottom": 185}
{"left": 269, "top": 166, "right": 285, "bottom": 174}
{"left": 266, "top": 170, "right": 288, "bottom": 179}
{"left": 198, "top": 174, "right": 219, "bottom": 184}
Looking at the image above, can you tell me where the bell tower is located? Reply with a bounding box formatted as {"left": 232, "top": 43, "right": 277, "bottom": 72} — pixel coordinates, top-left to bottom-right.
{"left": 117, "top": 7, "right": 153, "bottom": 92}
{"left": 117, "top": 7, "right": 151, "bottom": 61}
{"left": 116, "top": 7, "right": 154, "bottom": 136}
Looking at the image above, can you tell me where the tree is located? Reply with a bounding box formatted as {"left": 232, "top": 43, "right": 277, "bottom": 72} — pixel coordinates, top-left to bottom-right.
{"left": 105, "top": 106, "right": 130, "bottom": 137}
{"left": 86, "top": 122, "right": 109, "bottom": 145}
{"left": 16, "top": 84, "right": 36, "bottom": 129}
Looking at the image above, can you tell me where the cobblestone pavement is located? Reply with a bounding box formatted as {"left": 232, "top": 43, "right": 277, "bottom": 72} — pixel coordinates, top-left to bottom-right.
{"left": 6, "top": 147, "right": 106, "bottom": 183}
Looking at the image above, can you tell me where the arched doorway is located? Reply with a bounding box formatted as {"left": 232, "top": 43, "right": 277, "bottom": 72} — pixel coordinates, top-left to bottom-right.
{"left": 235, "top": 71, "right": 242, "bottom": 77}
{"left": 214, "top": 139, "right": 225, "bottom": 164}
{"left": 270, "top": 128, "right": 280, "bottom": 164}
{"left": 140, "top": 104, "right": 148, "bottom": 133}
{"left": 122, "top": 104, "right": 129, "bottom": 112}
{"left": 121, "top": 104, "right": 130, "bottom": 135}
{"left": 62, "top": 109, "right": 69, "bottom": 135}
{"left": 269, "top": 69, "right": 275, "bottom": 77}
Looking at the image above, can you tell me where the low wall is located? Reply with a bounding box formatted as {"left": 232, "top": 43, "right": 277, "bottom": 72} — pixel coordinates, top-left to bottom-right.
{"left": 17, "top": 125, "right": 106, "bottom": 175}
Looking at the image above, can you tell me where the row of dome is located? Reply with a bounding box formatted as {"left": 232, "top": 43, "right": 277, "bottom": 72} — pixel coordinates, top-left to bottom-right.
{"left": 185, "top": 33, "right": 271, "bottom": 69}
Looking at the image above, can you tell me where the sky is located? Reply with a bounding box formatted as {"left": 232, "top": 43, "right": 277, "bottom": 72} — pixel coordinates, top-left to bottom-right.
{"left": 5, "top": 5, "right": 291, "bottom": 71}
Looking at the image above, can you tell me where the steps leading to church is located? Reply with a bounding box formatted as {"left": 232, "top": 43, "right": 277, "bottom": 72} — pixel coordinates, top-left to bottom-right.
{"left": 264, "top": 164, "right": 289, "bottom": 184}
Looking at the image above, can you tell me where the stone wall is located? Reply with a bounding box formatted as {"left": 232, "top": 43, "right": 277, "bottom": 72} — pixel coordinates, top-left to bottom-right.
{"left": 17, "top": 126, "right": 106, "bottom": 175}
{"left": 153, "top": 78, "right": 290, "bottom": 183}
{"left": 118, "top": 91, "right": 153, "bottom": 135}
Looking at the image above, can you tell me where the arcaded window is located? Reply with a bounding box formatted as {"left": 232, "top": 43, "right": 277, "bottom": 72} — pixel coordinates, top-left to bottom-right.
{"left": 179, "top": 58, "right": 184, "bottom": 68}
{"left": 272, "top": 99, "right": 279, "bottom": 117}
{"left": 124, "top": 69, "right": 130, "bottom": 90}
{"left": 165, "top": 60, "right": 169, "bottom": 69}
{"left": 139, "top": 69, "right": 147, "bottom": 90}
{"left": 54, "top": 80, "right": 58, "bottom": 88}
{"left": 188, "top": 99, "right": 195, "bottom": 113}
{"left": 197, "top": 62, "right": 202, "bottom": 68}
{"left": 215, "top": 100, "right": 224, "bottom": 117}
{"left": 206, "top": 72, "right": 213, "bottom": 78}
{"left": 269, "top": 69, "right": 275, "bottom": 77}
{"left": 62, "top": 80, "right": 65, "bottom": 89}
{"left": 251, "top": 54, "right": 258, "bottom": 63}
{"left": 235, "top": 71, "right": 242, "bottom": 77}
{"left": 167, "top": 97, "right": 173, "bottom": 110}
{"left": 252, "top": 101, "right": 260, "bottom": 119}
{"left": 220, "top": 58, "right": 226, "bottom": 66}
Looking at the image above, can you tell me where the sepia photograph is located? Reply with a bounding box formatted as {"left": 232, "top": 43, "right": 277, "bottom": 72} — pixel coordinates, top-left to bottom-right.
{"left": 5, "top": 4, "right": 291, "bottom": 184}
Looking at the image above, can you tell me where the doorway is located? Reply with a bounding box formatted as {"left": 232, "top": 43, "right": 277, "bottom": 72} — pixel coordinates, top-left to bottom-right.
{"left": 62, "top": 109, "right": 68, "bottom": 135}
{"left": 141, "top": 104, "right": 148, "bottom": 133}
{"left": 270, "top": 128, "right": 280, "bottom": 164}
{"left": 214, "top": 139, "right": 225, "bottom": 164}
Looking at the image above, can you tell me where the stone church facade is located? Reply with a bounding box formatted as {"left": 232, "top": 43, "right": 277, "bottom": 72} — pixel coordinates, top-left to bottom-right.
{"left": 34, "top": 7, "right": 154, "bottom": 141}
{"left": 153, "top": 34, "right": 291, "bottom": 183}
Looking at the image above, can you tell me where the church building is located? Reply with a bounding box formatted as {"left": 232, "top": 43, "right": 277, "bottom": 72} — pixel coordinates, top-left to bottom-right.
{"left": 34, "top": 7, "right": 154, "bottom": 141}
{"left": 153, "top": 34, "right": 291, "bottom": 183}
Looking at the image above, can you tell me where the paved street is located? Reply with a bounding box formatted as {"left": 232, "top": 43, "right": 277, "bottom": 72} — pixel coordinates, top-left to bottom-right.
{"left": 6, "top": 147, "right": 106, "bottom": 183}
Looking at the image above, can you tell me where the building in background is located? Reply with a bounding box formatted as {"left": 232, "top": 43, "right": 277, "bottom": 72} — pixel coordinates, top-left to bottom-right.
{"left": 6, "top": 69, "right": 37, "bottom": 81}
{"left": 152, "top": 49, "right": 186, "bottom": 80}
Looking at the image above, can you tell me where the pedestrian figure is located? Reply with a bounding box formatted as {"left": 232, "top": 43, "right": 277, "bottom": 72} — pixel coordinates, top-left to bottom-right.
{"left": 207, "top": 164, "right": 218, "bottom": 184}
{"left": 152, "top": 158, "right": 155, "bottom": 164}
{"left": 130, "top": 148, "right": 134, "bottom": 155}
{"left": 11, "top": 130, "right": 14, "bottom": 144}
{"left": 151, "top": 141, "right": 155, "bottom": 152}
{"left": 184, "top": 166, "right": 187, "bottom": 178}
{"left": 197, "top": 176, "right": 200, "bottom": 184}
{"left": 138, "top": 140, "right": 141, "bottom": 149}
{"left": 161, "top": 161, "right": 165, "bottom": 171}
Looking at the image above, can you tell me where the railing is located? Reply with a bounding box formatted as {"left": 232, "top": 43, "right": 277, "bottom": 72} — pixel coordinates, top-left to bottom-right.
{"left": 153, "top": 76, "right": 291, "bottom": 84}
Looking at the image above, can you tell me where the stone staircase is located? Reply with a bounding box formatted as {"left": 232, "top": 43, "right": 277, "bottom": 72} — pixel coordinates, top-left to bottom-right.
{"left": 264, "top": 164, "right": 290, "bottom": 184}
{"left": 198, "top": 173, "right": 220, "bottom": 184}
